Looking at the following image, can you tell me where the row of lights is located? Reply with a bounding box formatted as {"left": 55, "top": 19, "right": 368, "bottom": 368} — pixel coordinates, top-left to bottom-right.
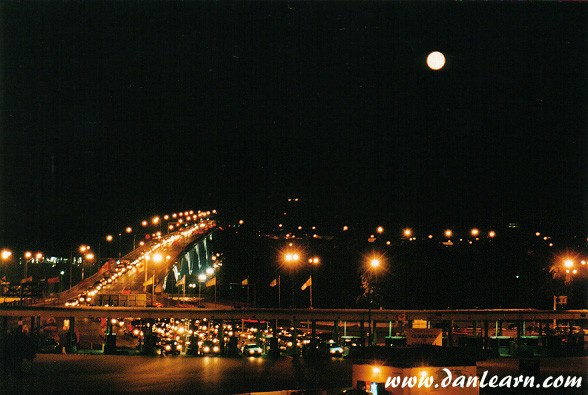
{"left": 372, "top": 227, "right": 496, "bottom": 239}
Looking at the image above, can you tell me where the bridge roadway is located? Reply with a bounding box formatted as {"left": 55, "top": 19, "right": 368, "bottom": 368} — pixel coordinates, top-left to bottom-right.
{"left": 0, "top": 306, "right": 586, "bottom": 322}
{"left": 36, "top": 221, "right": 216, "bottom": 306}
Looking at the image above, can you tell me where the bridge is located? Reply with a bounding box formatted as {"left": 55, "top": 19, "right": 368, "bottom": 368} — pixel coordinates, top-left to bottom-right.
{"left": 33, "top": 220, "right": 218, "bottom": 307}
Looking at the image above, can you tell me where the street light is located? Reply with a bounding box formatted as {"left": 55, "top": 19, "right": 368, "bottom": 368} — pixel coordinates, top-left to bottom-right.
{"left": 23, "top": 251, "right": 33, "bottom": 278}
{"left": 198, "top": 273, "right": 207, "bottom": 302}
{"left": 82, "top": 252, "right": 95, "bottom": 281}
{"left": 363, "top": 254, "right": 384, "bottom": 346}
{"left": 403, "top": 228, "right": 412, "bottom": 238}
{"left": 444, "top": 229, "right": 453, "bottom": 238}
{"left": 1, "top": 249, "right": 12, "bottom": 261}
{"left": 1, "top": 249, "right": 12, "bottom": 277}
{"left": 283, "top": 250, "right": 301, "bottom": 307}
{"left": 370, "top": 258, "right": 380, "bottom": 269}
{"left": 125, "top": 226, "right": 136, "bottom": 250}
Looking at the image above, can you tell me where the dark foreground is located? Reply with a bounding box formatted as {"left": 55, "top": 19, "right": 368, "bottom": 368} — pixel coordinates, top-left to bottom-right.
{"left": 0, "top": 354, "right": 586, "bottom": 395}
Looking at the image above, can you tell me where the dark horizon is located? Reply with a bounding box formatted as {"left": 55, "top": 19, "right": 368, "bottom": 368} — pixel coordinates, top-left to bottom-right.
{"left": 1, "top": 2, "right": 586, "bottom": 254}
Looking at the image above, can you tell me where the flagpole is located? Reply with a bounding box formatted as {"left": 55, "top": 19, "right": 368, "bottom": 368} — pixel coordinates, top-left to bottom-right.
{"left": 253, "top": 283, "right": 257, "bottom": 308}
{"left": 310, "top": 275, "right": 313, "bottom": 309}
{"left": 247, "top": 276, "right": 250, "bottom": 306}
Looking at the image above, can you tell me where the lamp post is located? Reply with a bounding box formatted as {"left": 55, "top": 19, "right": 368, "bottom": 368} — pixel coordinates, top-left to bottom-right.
{"left": 152, "top": 216, "right": 161, "bottom": 234}
{"left": 284, "top": 251, "right": 300, "bottom": 307}
{"left": 23, "top": 251, "right": 32, "bottom": 278}
{"left": 83, "top": 252, "right": 94, "bottom": 281}
{"left": 307, "top": 256, "right": 320, "bottom": 308}
{"left": 549, "top": 257, "right": 583, "bottom": 328}
{"left": 151, "top": 253, "right": 162, "bottom": 305}
{"left": 144, "top": 254, "right": 151, "bottom": 294}
{"left": 1, "top": 248, "right": 12, "bottom": 279}
{"left": 363, "top": 256, "right": 382, "bottom": 346}
{"left": 125, "top": 227, "right": 134, "bottom": 250}
{"left": 198, "top": 273, "right": 207, "bottom": 304}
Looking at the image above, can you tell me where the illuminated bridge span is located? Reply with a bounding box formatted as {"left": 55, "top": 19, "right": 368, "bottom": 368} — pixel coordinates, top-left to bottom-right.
{"left": 36, "top": 221, "right": 218, "bottom": 307}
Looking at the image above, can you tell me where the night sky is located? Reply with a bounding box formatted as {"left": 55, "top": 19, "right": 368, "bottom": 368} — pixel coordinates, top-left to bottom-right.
{"left": 0, "top": 2, "right": 585, "bottom": 254}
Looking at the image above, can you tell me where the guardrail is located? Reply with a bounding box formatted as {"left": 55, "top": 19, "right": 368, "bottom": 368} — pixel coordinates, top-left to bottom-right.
{"left": 0, "top": 306, "right": 586, "bottom": 322}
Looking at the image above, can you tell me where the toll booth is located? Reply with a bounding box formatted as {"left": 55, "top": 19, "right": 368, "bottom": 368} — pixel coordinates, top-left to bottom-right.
{"left": 385, "top": 336, "right": 407, "bottom": 347}
{"left": 341, "top": 335, "right": 362, "bottom": 356}
{"left": 544, "top": 334, "right": 585, "bottom": 356}
{"left": 517, "top": 336, "right": 546, "bottom": 357}
{"left": 457, "top": 336, "right": 484, "bottom": 360}
{"left": 489, "top": 336, "right": 513, "bottom": 357}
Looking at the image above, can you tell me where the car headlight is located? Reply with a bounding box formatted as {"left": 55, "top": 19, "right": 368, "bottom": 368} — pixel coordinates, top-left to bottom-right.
{"left": 249, "top": 349, "right": 255, "bottom": 354}
{"left": 165, "top": 345, "right": 171, "bottom": 351}
{"left": 213, "top": 346, "right": 219, "bottom": 352}
{"left": 203, "top": 346, "right": 210, "bottom": 353}
{"left": 176, "top": 344, "right": 182, "bottom": 351}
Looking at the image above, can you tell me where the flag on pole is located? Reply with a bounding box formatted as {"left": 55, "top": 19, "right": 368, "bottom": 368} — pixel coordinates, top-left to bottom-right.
{"left": 47, "top": 276, "right": 60, "bottom": 284}
{"left": 241, "top": 277, "right": 249, "bottom": 286}
{"left": 143, "top": 277, "right": 153, "bottom": 287}
{"left": 270, "top": 276, "right": 281, "bottom": 287}
{"left": 20, "top": 276, "right": 33, "bottom": 285}
{"left": 206, "top": 277, "right": 216, "bottom": 287}
{"left": 176, "top": 275, "right": 186, "bottom": 287}
{"left": 301, "top": 276, "right": 312, "bottom": 291}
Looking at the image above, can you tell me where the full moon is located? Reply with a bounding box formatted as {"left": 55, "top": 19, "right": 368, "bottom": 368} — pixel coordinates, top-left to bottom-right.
{"left": 426, "top": 51, "right": 446, "bottom": 70}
